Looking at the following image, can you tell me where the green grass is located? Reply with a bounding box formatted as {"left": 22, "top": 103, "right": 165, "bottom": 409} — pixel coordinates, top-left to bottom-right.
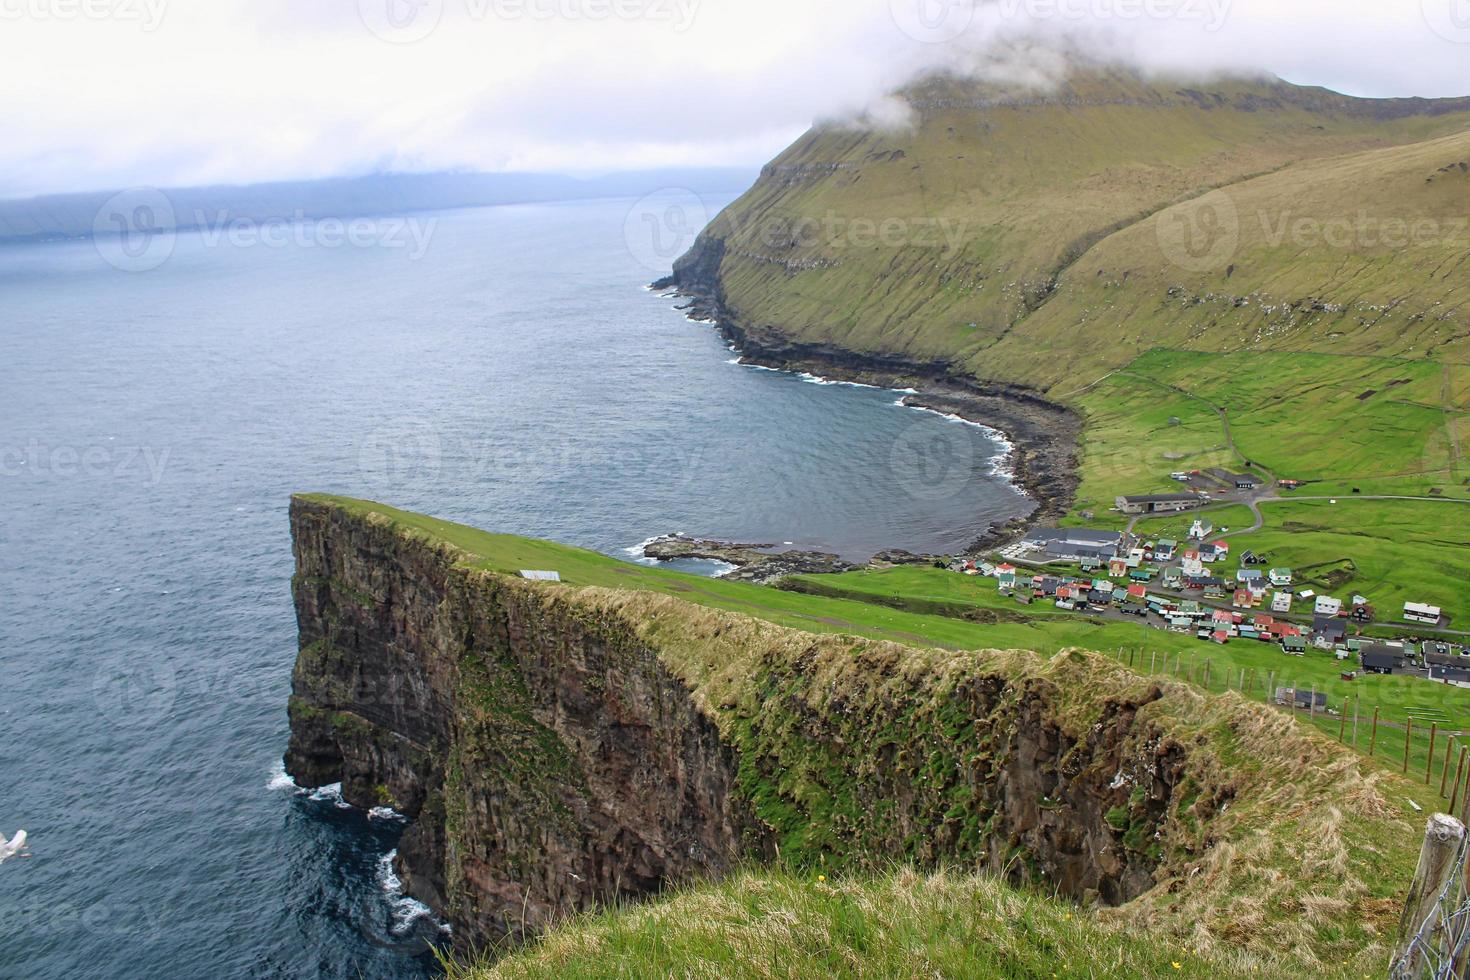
{"left": 1242, "top": 498, "right": 1470, "bottom": 617}
{"left": 1132, "top": 504, "right": 1257, "bottom": 541}
{"left": 455, "top": 866, "right": 1267, "bottom": 979}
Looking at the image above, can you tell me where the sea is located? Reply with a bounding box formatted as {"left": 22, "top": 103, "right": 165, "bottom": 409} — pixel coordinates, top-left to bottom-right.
{"left": 0, "top": 192, "right": 1031, "bottom": 977}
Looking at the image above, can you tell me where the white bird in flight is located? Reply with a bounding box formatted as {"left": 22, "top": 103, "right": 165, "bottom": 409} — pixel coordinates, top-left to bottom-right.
{"left": 1, "top": 830, "right": 31, "bottom": 862}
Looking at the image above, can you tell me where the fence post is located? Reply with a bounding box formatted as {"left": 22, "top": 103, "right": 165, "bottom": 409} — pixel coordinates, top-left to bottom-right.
{"left": 1353, "top": 696, "right": 1360, "bottom": 749}
{"left": 1429, "top": 724, "right": 1439, "bottom": 786}
{"left": 1451, "top": 747, "right": 1468, "bottom": 816}
{"left": 1405, "top": 717, "right": 1415, "bottom": 775}
{"left": 1371, "top": 705, "right": 1381, "bottom": 756}
{"left": 1444, "top": 737, "right": 1457, "bottom": 800}
{"left": 1310, "top": 684, "right": 1317, "bottom": 720}
{"left": 1391, "top": 812, "right": 1466, "bottom": 976}
{"left": 1338, "top": 704, "right": 1347, "bottom": 743}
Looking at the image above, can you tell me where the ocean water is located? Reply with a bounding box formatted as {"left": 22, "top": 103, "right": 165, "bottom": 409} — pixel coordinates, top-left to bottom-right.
{"left": 0, "top": 194, "right": 1030, "bottom": 977}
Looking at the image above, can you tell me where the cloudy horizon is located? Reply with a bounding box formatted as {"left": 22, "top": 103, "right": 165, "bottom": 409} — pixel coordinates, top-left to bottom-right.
{"left": 3, "top": 0, "right": 1469, "bottom": 200}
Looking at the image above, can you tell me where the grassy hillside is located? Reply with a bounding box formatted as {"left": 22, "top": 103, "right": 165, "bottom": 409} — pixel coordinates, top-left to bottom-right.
{"left": 687, "top": 63, "right": 1470, "bottom": 387}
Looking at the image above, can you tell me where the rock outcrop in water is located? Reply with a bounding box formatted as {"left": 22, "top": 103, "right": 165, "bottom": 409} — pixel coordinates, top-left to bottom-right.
{"left": 284, "top": 496, "right": 1285, "bottom": 947}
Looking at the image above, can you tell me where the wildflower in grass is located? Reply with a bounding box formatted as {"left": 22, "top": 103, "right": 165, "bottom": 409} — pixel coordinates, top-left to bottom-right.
{"left": 816, "top": 874, "right": 826, "bottom": 883}
{"left": 1171, "top": 963, "right": 1182, "bottom": 971}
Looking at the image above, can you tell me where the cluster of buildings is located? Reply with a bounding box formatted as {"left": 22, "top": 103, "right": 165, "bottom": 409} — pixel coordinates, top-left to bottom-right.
{"left": 976, "top": 522, "right": 1460, "bottom": 682}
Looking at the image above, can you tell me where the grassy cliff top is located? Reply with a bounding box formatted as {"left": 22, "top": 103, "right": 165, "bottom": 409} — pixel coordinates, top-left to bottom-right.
{"left": 297, "top": 494, "right": 1439, "bottom": 974}
{"left": 454, "top": 866, "right": 1256, "bottom": 979}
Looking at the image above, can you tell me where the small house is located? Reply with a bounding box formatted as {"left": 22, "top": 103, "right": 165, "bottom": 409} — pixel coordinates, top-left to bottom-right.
{"left": 1109, "top": 557, "right": 1129, "bottom": 577}
{"left": 996, "top": 564, "right": 1017, "bottom": 589}
{"left": 1405, "top": 602, "right": 1443, "bottom": 626}
{"left": 1360, "top": 645, "right": 1403, "bottom": 675}
{"left": 1282, "top": 634, "right": 1308, "bottom": 655}
{"left": 1233, "top": 589, "right": 1257, "bottom": 609}
{"left": 1188, "top": 519, "right": 1214, "bottom": 540}
{"left": 1271, "top": 591, "right": 1293, "bottom": 614}
{"left": 1315, "top": 596, "right": 1343, "bottom": 617}
{"left": 1232, "top": 472, "right": 1265, "bottom": 490}
{"left": 1162, "top": 567, "right": 1183, "bottom": 589}
{"left": 1126, "top": 583, "right": 1148, "bottom": 603}
{"left": 1155, "top": 539, "right": 1178, "bottom": 561}
{"left": 1313, "top": 615, "right": 1347, "bottom": 649}
{"left": 1236, "top": 569, "right": 1264, "bottom": 585}
{"left": 1269, "top": 568, "right": 1293, "bottom": 587}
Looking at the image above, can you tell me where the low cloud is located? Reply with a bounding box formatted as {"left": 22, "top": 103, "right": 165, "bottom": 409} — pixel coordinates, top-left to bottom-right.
{"left": 0, "top": 0, "right": 1466, "bottom": 198}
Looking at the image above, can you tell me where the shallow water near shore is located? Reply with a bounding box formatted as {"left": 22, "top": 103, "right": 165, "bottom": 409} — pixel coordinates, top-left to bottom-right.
{"left": 0, "top": 194, "right": 1029, "bottom": 977}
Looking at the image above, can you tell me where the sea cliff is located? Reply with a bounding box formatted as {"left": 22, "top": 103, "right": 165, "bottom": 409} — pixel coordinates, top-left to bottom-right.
{"left": 284, "top": 495, "right": 1414, "bottom": 958}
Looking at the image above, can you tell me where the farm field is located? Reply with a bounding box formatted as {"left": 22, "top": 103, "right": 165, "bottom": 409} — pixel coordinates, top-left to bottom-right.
{"left": 1241, "top": 498, "right": 1470, "bottom": 618}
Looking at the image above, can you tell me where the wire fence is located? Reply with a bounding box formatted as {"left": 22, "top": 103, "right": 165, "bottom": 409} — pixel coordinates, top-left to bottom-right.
{"left": 1390, "top": 814, "right": 1470, "bottom": 978}
{"left": 1103, "top": 646, "right": 1469, "bottom": 807}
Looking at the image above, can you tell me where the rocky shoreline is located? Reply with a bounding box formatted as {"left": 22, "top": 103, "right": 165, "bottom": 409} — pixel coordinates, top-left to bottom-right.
{"left": 652, "top": 242, "right": 1081, "bottom": 557}
{"left": 641, "top": 534, "right": 858, "bottom": 584}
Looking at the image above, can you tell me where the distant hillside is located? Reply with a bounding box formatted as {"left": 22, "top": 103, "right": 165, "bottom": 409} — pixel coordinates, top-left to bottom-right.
{"left": 0, "top": 167, "right": 756, "bottom": 243}
{"left": 667, "top": 64, "right": 1470, "bottom": 394}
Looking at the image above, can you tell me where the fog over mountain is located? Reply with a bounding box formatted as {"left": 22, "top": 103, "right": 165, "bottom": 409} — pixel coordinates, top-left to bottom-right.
{"left": 2, "top": 0, "right": 1468, "bottom": 198}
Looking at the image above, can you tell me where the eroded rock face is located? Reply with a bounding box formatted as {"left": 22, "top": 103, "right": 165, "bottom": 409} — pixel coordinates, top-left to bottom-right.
{"left": 286, "top": 498, "right": 768, "bottom": 947}
{"left": 285, "top": 498, "right": 1215, "bottom": 946}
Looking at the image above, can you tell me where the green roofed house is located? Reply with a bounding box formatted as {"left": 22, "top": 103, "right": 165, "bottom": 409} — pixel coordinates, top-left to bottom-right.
{"left": 1269, "top": 568, "right": 1293, "bottom": 587}
{"left": 1155, "top": 539, "right": 1178, "bottom": 561}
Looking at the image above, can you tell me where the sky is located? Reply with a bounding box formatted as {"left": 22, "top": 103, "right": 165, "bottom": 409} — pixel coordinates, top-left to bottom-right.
{"left": 2, "top": 0, "right": 1468, "bottom": 198}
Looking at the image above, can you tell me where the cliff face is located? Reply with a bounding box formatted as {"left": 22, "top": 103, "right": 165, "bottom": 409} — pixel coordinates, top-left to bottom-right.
{"left": 283, "top": 497, "right": 1250, "bottom": 945}
{"left": 286, "top": 498, "right": 767, "bottom": 946}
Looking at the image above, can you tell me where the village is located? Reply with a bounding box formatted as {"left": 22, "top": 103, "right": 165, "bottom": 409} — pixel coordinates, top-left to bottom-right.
{"left": 959, "top": 467, "right": 1470, "bottom": 689}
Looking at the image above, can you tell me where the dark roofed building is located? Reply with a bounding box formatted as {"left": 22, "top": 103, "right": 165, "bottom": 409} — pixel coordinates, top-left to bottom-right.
{"left": 1313, "top": 615, "right": 1347, "bottom": 647}
{"left": 1360, "top": 642, "right": 1409, "bottom": 674}
{"left": 1021, "top": 527, "right": 1126, "bottom": 562}
{"left": 1115, "top": 493, "right": 1203, "bottom": 515}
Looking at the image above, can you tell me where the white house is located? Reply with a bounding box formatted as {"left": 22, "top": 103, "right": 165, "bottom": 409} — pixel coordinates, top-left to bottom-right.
{"left": 1315, "top": 596, "right": 1343, "bottom": 617}
{"left": 1271, "top": 592, "right": 1293, "bottom": 613}
{"left": 1189, "top": 519, "right": 1213, "bottom": 540}
{"left": 1269, "top": 568, "right": 1293, "bottom": 587}
{"left": 1406, "top": 602, "right": 1442, "bottom": 625}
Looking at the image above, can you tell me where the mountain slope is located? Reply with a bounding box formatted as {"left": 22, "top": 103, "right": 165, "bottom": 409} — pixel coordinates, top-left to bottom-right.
{"left": 668, "top": 64, "right": 1470, "bottom": 395}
